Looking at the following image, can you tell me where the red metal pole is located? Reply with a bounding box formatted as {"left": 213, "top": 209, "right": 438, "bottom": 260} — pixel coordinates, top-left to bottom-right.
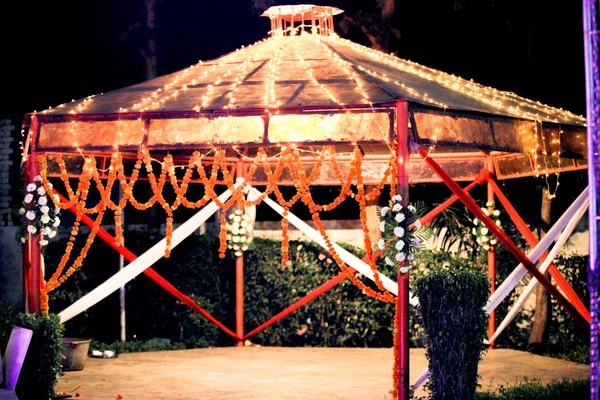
{"left": 236, "top": 255, "right": 244, "bottom": 346}
{"left": 235, "top": 161, "right": 245, "bottom": 347}
{"left": 52, "top": 190, "right": 240, "bottom": 340}
{"left": 419, "top": 148, "right": 588, "bottom": 327}
{"left": 396, "top": 101, "right": 410, "bottom": 400}
{"left": 486, "top": 155, "right": 496, "bottom": 347}
{"left": 25, "top": 155, "right": 42, "bottom": 314}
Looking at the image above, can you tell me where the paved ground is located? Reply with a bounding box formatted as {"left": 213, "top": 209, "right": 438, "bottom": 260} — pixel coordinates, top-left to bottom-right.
{"left": 55, "top": 347, "right": 589, "bottom": 400}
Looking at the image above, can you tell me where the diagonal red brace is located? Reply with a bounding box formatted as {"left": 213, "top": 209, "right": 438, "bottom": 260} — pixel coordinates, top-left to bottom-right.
{"left": 416, "top": 170, "right": 489, "bottom": 227}
{"left": 487, "top": 178, "right": 590, "bottom": 322}
{"left": 419, "top": 148, "right": 588, "bottom": 327}
{"left": 53, "top": 190, "right": 241, "bottom": 340}
{"left": 243, "top": 176, "right": 488, "bottom": 340}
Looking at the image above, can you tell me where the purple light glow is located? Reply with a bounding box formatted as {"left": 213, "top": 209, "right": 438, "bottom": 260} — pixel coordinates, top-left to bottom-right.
{"left": 583, "top": 0, "right": 600, "bottom": 398}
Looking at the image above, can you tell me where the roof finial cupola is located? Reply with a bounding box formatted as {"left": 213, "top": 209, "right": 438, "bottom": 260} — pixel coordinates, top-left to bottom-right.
{"left": 261, "top": 4, "right": 344, "bottom": 36}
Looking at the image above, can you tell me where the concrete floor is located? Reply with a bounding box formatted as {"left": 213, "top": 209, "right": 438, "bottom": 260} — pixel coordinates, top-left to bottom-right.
{"left": 55, "top": 347, "right": 589, "bottom": 400}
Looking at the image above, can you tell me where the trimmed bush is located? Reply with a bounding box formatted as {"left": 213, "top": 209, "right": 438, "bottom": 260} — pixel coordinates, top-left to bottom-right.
{"left": 0, "top": 302, "right": 64, "bottom": 400}
{"left": 415, "top": 268, "right": 490, "bottom": 400}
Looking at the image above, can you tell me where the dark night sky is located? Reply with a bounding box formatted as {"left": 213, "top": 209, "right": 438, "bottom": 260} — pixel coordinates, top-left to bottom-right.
{"left": 0, "top": 0, "right": 587, "bottom": 121}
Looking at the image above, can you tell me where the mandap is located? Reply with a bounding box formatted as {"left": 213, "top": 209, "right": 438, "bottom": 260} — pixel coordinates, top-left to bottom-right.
{"left": 20, "top": 5, "right": 591, "bottom": 399}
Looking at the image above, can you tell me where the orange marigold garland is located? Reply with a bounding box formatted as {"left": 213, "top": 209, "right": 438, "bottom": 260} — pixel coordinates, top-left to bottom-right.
{"left": 36, "top": 144, "right": 402, "bottom": 314}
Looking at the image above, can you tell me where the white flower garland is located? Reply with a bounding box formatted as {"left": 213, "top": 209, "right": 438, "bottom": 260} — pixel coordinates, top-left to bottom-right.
{"left": 18, "top": 175, "right": 61, "bottom": 247}
{"left": 378, "top": 194, "right": 422, "bottom": 274}
{"left": 226, "top": 208, "right": 253, "bottom": 257}
{"left": 472, "top": 201, "right": 501, "bottom": 251}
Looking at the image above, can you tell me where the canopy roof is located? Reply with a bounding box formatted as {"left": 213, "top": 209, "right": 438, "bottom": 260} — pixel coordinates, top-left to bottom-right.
{"left": 28, "top": 10, "right": 588, "bottom": 183}
{"left": 37, "top": 33, "right": 584, "bottom": 124}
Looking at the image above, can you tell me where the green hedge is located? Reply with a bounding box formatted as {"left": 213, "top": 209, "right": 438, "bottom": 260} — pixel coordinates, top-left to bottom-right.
{"left": 44, "top": 230, "right": 590, "bottom": 363}
{"left": 0, "top": 302, "right": 64, "bottom": 400}
{"left": 475, "top": 378, "right": 589, "bottom": 400}
{"left": 47, "top": 232, "right": 401, "bottom": 348}
{"left": 415, "top": 268, "right": 490, "bottom": 400}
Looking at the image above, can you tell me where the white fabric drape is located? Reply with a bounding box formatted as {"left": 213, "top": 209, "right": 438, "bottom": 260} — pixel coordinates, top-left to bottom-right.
{"left": 489, "top": 196, "right": 589, "bottom": 343}
{"left": 58, "top": 188, "right": 233, "bottom": 323}
{"left": 250, "top": 186, "right": 420, "bottom": 305}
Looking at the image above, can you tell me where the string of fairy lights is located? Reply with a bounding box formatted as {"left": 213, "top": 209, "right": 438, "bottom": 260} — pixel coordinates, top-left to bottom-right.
{"left": 26, "top": 24, "right": 582, "bottom": 198}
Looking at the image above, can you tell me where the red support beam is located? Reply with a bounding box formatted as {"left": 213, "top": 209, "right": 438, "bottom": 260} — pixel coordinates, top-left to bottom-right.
{"left": 53, "top": 191, "right": 240, "bottom": 340}
{"left": 235, "top": 161, "right": 245, "bottom": 346}
{"left": 243, "top": 270, "right": 353, "bottom": 340}
{"left": 416, "top": 173, "right": 486, "bottom": 227}
{"left": 486, "top": 155, "right": 497, "bottom": 347}
{"left": 487, "top": 178, "right": 590, "bottom": 322}
{"left": 25, "top": 155, "right": 42, "bottom": 314}
{"left": 236, "top": 254, "right": 244, "bottom": 346}
{"left": 396, "top": 101, "right": 410, "bottom": 400}
{"left": 419, "top": 148, "right": 588, "bottom": 327}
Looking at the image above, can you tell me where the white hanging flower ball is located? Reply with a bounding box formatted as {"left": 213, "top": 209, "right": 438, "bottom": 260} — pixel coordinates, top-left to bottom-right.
{"left": 26, "top": 210, "right": 36, "bottom": 220}
{"left": 481, "top": 236, "right": 489, "bottom": 243}
{"left": 490, "top": 238, "right": 497, "bottom": 245}
{"left": 472, "top": 228, "right": 477, "bottom": 235}
{"left": 232, "top": 236, "right": 239, "bottom": 243}
{"left": 241, "top": 245, "right": 248, "bottom": 251}
{"left": 407, "top": 205, "right": 416, "bottom": 213}
{"left": 40, "top": 205, "right": 50, "bottom": 214}
{"left": 392, "top": 194, "right": 403, "bottom": 203}
{"left": 37, "top": 186, "right": 46, "bottom": 196}
{"left": 412, "top": 237, "right": 421, "bottom": 248}
{"left": 26, "top": 183, "right": 36, "bottom": 192}
{"left": 377, "top": 238, "right": 386, "bottom": 250}
{"left": 473, "top": 218, "right": 479, "bottom": 226}
{"left": 495, "top": 220, "right": 501, "bottom": 227}
{"left": 395, "top": 213, "right": 405, "bottom": 223}
{"left": 240, "top": 236, "right": 247, "bottom": 243}
{"left": 380, "top": 207, "right": 390, "bottom": 217}
{"left": 400, "top": 266, "right": 410, "bottom": 274}
{"left": 483, "top": 208, "right": 490, "bottom": 216}
{"left": 395, "top": 252, "right": 406, "bottom": 262}
{"left": 48, "top": 230, "right": 57, "bottom": 238}
{"left": 407, "top": 253, "right": 415, "bottom": 261}
{"left": 392, "top": 203, "right": 402, "bottom": 212}
{"left": 38, "top": 196, "right": 47, "bottom": 206}
{"left": 55, "top": 207, "right": 60, "bottom": 214}
{"left": 395, "top": 240, "right": 405, "bottom": 251}
{"left": 20, "top": 237, "right": 26, "bottom": 243}
{"left": 486, "top": 201, "right": 494, "bottom": 207}
{"left": 40, "top": 214, "right": 50, "bottom": 224}
{"left": 52, "top": 217, "right": 60, "bottom": 227}
{"left": 493, "top": 210, "right": 500, "bottom": 217}
{"left": 384, "top": 256, "right": 394, "bottom": 266}
{"left": 39, "top": 239, "right": 48, "bottom": 246}
{"left": 393, "top": 226, "right": 405, "bottom": 238}
{"left": 27, "top": 225, "right": 37, "bottom": 234}
{"left": 24, "top": 194, "right": 34, "bottom": 204}
{"left": 414, "top": 220, "right": 422, "bottom": 229}
{"left": 233, "top": 244, "right": 240, "bottom": 250}
{"left": 34, "top": 175, "right": 43, "bottom": 182}
{"left": 52, "top": 193, "right": 60, "bottom": 203}
{"left": 379, "top": 221, "right": 386, "bottom": 232}
{"left": 42, "top": 227, "right": 52, "bottom": 235}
